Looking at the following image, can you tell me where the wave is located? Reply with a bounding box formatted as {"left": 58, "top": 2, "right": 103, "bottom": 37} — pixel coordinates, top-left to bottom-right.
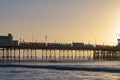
{"left": 0, "top": 64, "right": 120, "bottom": 73}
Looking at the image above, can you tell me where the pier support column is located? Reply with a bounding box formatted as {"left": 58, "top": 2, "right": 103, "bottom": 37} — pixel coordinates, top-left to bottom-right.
{"left": 71, "top": 50, "right": 73, "bottom": 61}
{"left": 62, "top": 50, "right": 65, "bottom": 61}
{"left": 9, "top": 48, "right": 12, "bottom": 62}
{"left": 27, "top": 49, "right": 29, "bottom": 61}
{"left": 83, "top": 50, "right": 85, "bottom": 61}
{"left": 31, "top": 49, "right": 33, "bottom": 61}
{"left": 45, "top": 49, "right": 47, "bottom": 61}
{"left": 54, "top": 50, "right": 56, "bottom": 61}
{"left": 59, "top": 50, "right": 61, "bottom": 61}
{"left": 79, "top": 50, "right": 81, "bottom": 61}
{"left": 6, "top": 48, "right": 9, "bottom": 63}
{"left": 13, "top": 48, "right": 16, "bottom": 62}
{"left": 75, "top": 50, "right": 77, "bottom": 61}
{"left": 2, "top": 48, "right": 5, "bottom": 62}
{"left": 18, "top": 48, "right": 20, "bottom": 62}
{"left": 23, "top": 49, "right": 25, "bottom": 61}
{"left": 35, "top": 49, "right": 37, "bottom": 61}
{"left": 49, "top": 50, "right": 51, "bottom": 61}
{"left": 67, "top": 50, "right": 69, "bottom": 61}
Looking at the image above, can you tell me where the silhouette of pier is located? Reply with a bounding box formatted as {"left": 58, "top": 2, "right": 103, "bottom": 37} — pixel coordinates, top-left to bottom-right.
{"left": 0, "top": 34, "right": 120, "bottom": 63}
{"left": 0, "top": 45, "right": 120, "bottom": 63}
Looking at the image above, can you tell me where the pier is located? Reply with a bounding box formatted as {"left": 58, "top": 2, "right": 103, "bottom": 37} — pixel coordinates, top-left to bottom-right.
{"left": 0, "top": 45, "right": 120, "bottom": 63}
{"left": 0, "top": 34, "right": 120, "bottom": 63}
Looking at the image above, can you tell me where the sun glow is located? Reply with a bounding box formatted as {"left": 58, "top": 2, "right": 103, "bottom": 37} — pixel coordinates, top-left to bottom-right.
{"left": 111, "top": 23, "right": 120, "bottom": 46}
{"left": 115, "top": 23, "right": 120, "bottom": 38}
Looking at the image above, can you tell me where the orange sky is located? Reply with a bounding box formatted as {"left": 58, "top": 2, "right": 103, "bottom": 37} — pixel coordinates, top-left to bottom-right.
{"left": 0, "top": 0, "right": 120, "bottom": 45}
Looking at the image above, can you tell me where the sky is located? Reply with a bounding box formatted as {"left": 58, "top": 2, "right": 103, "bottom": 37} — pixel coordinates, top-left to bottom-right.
{"left": 0, "top": 0, "right": 120, "bottom": 45}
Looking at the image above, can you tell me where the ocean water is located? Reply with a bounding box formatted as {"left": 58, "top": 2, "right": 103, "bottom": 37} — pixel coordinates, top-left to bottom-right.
{"left": 0, "top": 61, "right": 120, "bottom": 80}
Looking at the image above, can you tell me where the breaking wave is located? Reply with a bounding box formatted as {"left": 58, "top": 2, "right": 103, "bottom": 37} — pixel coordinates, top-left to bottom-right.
{"left": 0, "top": 64, "right": 120, "bottom": 73}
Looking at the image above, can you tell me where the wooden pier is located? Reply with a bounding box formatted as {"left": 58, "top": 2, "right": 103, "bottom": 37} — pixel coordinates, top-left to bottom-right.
{"left": 0, "top": 45, "right": 120, "bottom": 63}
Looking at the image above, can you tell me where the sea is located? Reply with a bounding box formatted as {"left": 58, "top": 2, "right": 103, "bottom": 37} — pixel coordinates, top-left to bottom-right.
{"left": 0, "top": 61, "right": 120, "bottom": 80}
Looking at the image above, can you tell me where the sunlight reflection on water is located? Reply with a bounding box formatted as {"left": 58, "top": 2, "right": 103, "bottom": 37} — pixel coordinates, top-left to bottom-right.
{"left": 0, "top": 61, "right": 120, "bottom": 80}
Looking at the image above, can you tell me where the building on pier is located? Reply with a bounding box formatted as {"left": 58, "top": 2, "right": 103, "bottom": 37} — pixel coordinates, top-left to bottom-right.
{"left": 0, "top": 33, "right": 18, "bottom": 46}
